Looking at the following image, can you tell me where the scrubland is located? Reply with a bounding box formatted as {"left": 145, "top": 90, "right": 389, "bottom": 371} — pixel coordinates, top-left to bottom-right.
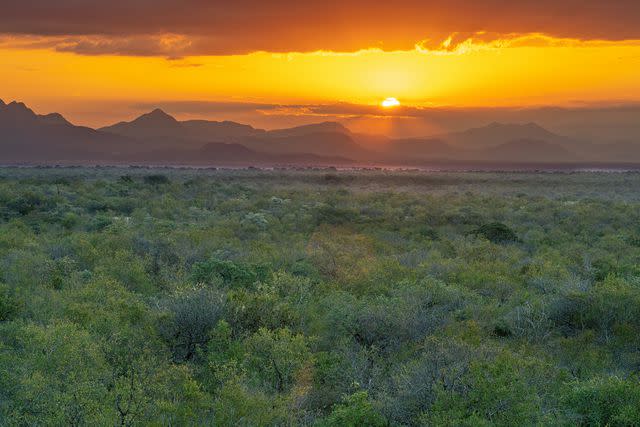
{"left": 1, "top": 167, "right": 639, "bottom": 426}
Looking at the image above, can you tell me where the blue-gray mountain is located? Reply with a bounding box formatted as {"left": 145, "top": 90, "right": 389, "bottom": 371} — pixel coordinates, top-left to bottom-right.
{"left": 2, "top": 99, "right": 639, "bottom": 165}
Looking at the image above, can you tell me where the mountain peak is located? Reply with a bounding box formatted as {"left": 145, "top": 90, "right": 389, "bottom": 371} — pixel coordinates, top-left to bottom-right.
{"left": 266, "top": 121, "right": 351, "bottom": 139}
{"left": 316, "top": 121, "right": 350, "bottom": 131}
{"left": 8, "top": 101, "right": 32, "bottom": 112}
{"left": 0, "top": 99, "right": 5, "bottom": 107}
{"left": 139, "top": 108, "right": 177, "bottom": 122}
{"left": 98, "top": 107, "right": 182, "bottom": 140}
{"left": 150, "top": 107, "right": 168, "bottom": 115}
{"left": 485, "top": 121, "right": 547, "bottom": 131}
{"left": 2, "top": 100, "right": 37, "bottom": 121}
{"left": 38, "top": 112, "right": 71, "bottom": 126}
{"left": 468, "top": 121, "right": 556, "bottom": 136}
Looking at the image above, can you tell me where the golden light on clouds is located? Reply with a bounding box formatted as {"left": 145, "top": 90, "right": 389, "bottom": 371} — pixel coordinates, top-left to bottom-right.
{"left": 1, "top": 33, "right": 640, "bottom": 126}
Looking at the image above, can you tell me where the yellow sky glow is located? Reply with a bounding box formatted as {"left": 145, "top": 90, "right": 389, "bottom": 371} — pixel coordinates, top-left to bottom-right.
{"left": 2, "top": 35, "right": 640, "bottom": 126}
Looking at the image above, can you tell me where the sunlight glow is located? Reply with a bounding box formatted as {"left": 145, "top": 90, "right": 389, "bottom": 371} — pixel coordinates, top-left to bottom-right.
{"left": 381, "top": 97, "right": 400, "bottom": 108}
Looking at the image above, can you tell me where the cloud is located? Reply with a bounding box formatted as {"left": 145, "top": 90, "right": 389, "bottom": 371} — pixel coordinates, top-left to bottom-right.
{"left": 0, "top": 34, "right": 194, "bottom": 57}
{"left": 132, "top": 100, "right": 287, "bottom": 114}
{"left": 131, "top": 99, "right": 640, "bottom": 121}
{"left": 1, "top": 1, "right": 640, "bottom": 56}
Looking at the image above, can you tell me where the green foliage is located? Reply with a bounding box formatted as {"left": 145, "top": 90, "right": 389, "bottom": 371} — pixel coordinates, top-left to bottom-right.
{"left": 317, "top": 391, "right": 387, "bottom": 427}
{"left": 191, "top": 257, "right": 269, "bottom": 287}
{"left": 0, "top": 283, "right": 22, "bottom": 321}
{"left": 158, "top": 285, "right": 226, "bottom": 361}
{"left": 243, "top": 327, "right": 312, "bottom": 392}
{"left": 427, "top": 353, "right": 542, "bottom": 426}
{"left": 213, "top": 380, "right": 291, "bottom": 426}
{"left": 565, "top": 376, "right": 640, "bottom": 426}
{"left": 472, "top": 222, "right": 518, "bottom": 243}
{"left": 0, "top": 321, "right": 110, "bottom": 425}
{"left": 551, "top": 275, "right": 640, "bottom": 342}
{"left": 143, "top": 174, "right": 170, "bottom": 186}
{"left": 1, "top": 168, "right": 639, "bottom": 425}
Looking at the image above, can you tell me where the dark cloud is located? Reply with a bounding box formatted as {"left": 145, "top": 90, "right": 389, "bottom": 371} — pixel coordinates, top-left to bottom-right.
{"left": 2, "top": 1, "right": 640, "bottom": 55}
{"left": 55, "top": 35, "right": 192, "bottom": 58}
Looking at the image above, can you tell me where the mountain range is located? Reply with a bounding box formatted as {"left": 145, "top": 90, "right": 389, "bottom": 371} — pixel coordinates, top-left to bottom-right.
{"left": 2, "top": 99, "right": 639, "bottom": 166}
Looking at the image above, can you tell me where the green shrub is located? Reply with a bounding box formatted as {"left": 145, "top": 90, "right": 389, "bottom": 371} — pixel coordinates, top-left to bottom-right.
{"left": 143, "top": 174, "right": 170, "bottom": 186}
{"left": 317, "top": 391, "right": 387, "bottom": 427}
{"left": 471, "top": 222, "right": 518, "bottom": 243}
{"left": 158, "top": 286, "right": 226, "bottom": 361}
{"left": 243, "top": 327, "right": 312, "bottom": 393}
{"left": 0, "top": 283, "right": 22, "bottom": 321}
{"left": 565, "top": 376, "right": 640, "bottom": 426}
{"left": 427, "top": 354, "right": 542, "bottom": 426}
{"left": 191, "top": 258, "right": 269, "bottom": 287}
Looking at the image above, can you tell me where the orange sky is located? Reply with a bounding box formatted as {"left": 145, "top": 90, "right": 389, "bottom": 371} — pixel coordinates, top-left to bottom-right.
{"left": 2, "top": 1, "right": 640, "bottom": 128}
{"left": 3, "top": 35, "right": 640, "bottom": 128}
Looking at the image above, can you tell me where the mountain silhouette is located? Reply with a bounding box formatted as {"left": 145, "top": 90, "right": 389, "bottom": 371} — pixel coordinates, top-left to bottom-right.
{"left": 3, "top": 100, "right": 640, "bottom": 166}
{"left": 0, "top": 101, "right": 354, "bottom": 165}
{"left": 240, "top": 131, "right": 373, "bottom": 159}
{"left": 0, "top": 100, "right": 132, "bottom": 161}
{"left": 100, "top": 108, "right": 184, "bottom": 140}
{"left": 101, "top": 111, "right": 367, "bottom": 159}
{"left": 182, "top": 119, "right": 265, "bottom": 140}
{"left": 100, "top": 109, "right": 264, "bottom": 147}
{"left": 265, "top": 121, "right": 351, "bottom": 138}
{"left": 380, "top": 138, "right": 454, "bottom": 160}
{"left": 441, "top": 122, "right": 568, "bottom": 149}
{"left": 122, "top": 141, "right": 351, "bottom": 165}
{"left": 481, "top": 138, "right": 576, "bottom": 162}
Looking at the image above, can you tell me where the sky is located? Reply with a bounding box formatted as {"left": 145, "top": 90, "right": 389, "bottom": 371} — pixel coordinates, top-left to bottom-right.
{"left": 2, "top": 1, "right": 640, "bottom": 135}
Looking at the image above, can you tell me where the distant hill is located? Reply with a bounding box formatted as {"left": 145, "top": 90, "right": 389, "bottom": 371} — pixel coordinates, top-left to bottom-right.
{"left": 101, "top": 112, "right": 370, "bottom": 160}
{"left": 371, "top": 123, "right": 578, "bottom": 163}
{"left": 0, "top": 100, "right": 132, "bottom": 161}
{"left": 3, "top": 100, "right": 640, "bottom": 166}
{"left": 265, "top": 121, "right": 351, "bottom": 138}
{"left": 100, "top": 109, "right": 184, "bottom": 140}
{"left": 100, "top": 108, "right": 264, "bottom": 148}
{"left": 380, "top": 138, "right": 455, "bottom": 160}
{"left": 480, "top": 138, "right": 576, "bottom": 162}
{"left": 182, "top": 119, "right": 265, "bottom": 140}
{"left": 586, "top": 140, "right": 640, "bottom": 163}
{"left": 122, "top": 141, "right": 351, "bottom": 165}
{"left": 0, "top": 101, "right": 354, "bottom": 165}
{"left": 440, "top": 122, "right": 570, "bottom": 149}
{"left": 240, "top": 131, "right": 374, "bottom": 159}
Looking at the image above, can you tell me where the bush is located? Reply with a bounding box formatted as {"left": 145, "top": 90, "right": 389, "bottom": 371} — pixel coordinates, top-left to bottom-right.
{"left": 143, "top": 174, "right": 170, "bottom": 186}
{"left": 158, "top": 286, "right": 226, "bottom": 361}
{"left": 427, "top": 354, "right": 542, "bottom": 426}
{"left": 550, "top": 276, "right": 640, "bottom": 341}
{"left": 0, "top": 283, "right": 22, "bottom": 321}
{"left": 501, "top": 301, "right": 553, "bottom": 342}
{"left": 317, "top": 391, "right": 387, "bottom": 427}
{"left": 471, "top": 222, "right": 518, "bottom": 243}
{"left": 191, "top": 258, "right": 269, "bottom": 288}
{"left": 243, "top": 327, "right": 312, "bottom": 393}
{"left": 7, "top": 192, "right": 50, "bottom": 216}
{"left": 565, "top": 376, "right": 640, "bottom": 425}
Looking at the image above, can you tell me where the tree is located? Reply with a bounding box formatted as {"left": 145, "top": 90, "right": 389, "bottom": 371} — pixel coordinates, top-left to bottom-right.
{"left": 158, "top": 286, "right": 226, "bottom": 361}
{"left": 243, "top": 328, "right": 312, "bottom": 393}
{"left": 317, "top": 391, "right": 387, "bottom": 427}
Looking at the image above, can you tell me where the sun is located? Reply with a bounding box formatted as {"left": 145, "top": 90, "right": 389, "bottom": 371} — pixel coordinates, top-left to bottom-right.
{"left": 381, "top": 97, "right": 400, "bottom": 108}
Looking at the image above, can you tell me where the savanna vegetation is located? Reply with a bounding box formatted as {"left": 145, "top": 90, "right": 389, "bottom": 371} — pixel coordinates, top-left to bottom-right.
{"left": 1, "top": 166, "right": 639, "bottom": 426}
